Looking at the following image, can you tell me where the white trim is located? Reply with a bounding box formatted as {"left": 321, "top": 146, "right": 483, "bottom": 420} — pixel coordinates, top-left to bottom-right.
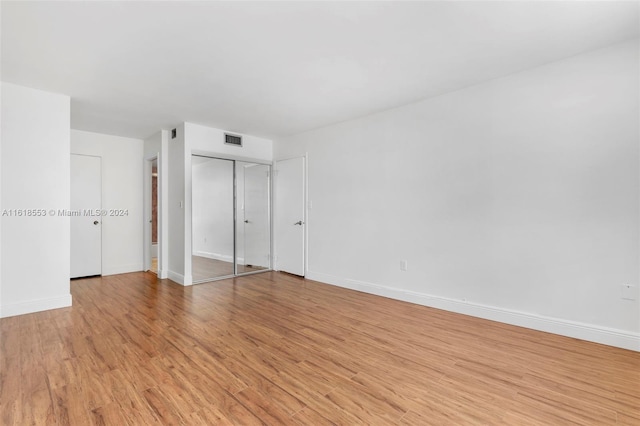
{"left": 193, "top": 250, "right": 244, "bottom": 263}
{"left": 303, "top": 154, "right": 308, "bottom": 276}
{"left": 102, "top": 263, "right": 144, "bottom": 276}
{"left": 1, "top": 294, "right": 72, "bottom": 318}
{"left": 168, "top": 270, "right": 192, "bottom": 286}
{"left": 191, "top": 150, "right": 272, "bottom": 166}
{"left": 168, "top": 270, "right": 184, "bottom": 285}
{"left": 306, "top": 271, "right": 640, "bottom": 352}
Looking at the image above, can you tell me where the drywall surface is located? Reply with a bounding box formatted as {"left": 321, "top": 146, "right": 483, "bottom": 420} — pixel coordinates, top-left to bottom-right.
{"left": 71, "top": 130, "right": 144, "bottom": 275}
{"left": 187, "top": 122, "right": 272, "bottom": 162}
{"left": 1, "top": 82, "right": 72, "bottom": 317}
{"left": 275, "top": 40, "right": 640, "bottom": 350}
{"left": 167, "top": 124, "right": 189, "bottom": 284}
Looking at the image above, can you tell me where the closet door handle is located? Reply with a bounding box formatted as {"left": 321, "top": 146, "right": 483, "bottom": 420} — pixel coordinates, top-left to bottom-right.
{"left": 294, "top": 221, "right": 303, "bottom": 226}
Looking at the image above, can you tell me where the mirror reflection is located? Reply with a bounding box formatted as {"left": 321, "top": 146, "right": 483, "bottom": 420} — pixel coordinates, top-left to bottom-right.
{"left": 237, "top": 162, "right": 271, "bottom": 274}
{"left": 191, "top": 157, "right": 235, "bottom": 281}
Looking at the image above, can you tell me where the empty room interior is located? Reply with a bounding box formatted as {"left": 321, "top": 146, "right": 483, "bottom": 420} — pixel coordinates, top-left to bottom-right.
{"left": 1, "top": 1, "right": 639, "bottom": 424}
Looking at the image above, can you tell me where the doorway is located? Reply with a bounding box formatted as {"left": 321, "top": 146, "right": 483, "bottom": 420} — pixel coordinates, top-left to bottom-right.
{"left": 150, "top": 159, "right": 159, "bottom": 273}
{"left": 191, "top": 155, "right": 271, "bottom": 283}
{"left": 144, "top": 156, "right": 161, "bottom": 275}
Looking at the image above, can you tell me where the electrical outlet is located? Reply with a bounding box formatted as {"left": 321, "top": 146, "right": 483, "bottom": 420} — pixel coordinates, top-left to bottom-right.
{"left": 621, "top": 284, "right": 637, "bottom": 301}
{"left": 400, "top": 260, "right": 408, "bottom": 271}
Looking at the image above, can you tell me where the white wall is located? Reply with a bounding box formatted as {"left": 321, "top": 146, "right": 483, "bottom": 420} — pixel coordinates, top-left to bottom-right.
{"left": 188, "top": 122, "right": 272, "bottom": 162}
{"left": 71, "top": 130, "right": 144, "bottom": 275}
{"left": 144, "top": 130, "right": 169, "bottom": 278}
{"left": 167, "top": 124, "right": 189, "bottom": 284}
{"left": 275, "top": 40, "right": 640, "bottom": 350}
{"left": 1, "top": 82, "right": 72, "bottom": 317}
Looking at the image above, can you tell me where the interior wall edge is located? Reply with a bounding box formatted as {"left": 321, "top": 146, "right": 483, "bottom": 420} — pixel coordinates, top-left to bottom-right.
{"left": 306, "top": 270, "right": 640, "bottom": 352}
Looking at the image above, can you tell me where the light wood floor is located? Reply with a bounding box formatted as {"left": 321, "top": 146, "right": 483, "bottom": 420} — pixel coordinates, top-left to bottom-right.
{"left": 192, "top": 255, "right": 266, "bottom": 282}
{"left": 1, "top": 272, "right": 638, "bottom": 425}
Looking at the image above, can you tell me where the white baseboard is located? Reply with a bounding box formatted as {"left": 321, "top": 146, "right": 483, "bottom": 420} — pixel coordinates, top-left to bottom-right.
{"left": 102, "top": 263, "right": 144, "bottom": 276}
{"left": 306, "top": 271, "right": 640, "bottom": 352}
{"left": 0, "top": 294, "right": 73, "bottom": 318}
{"left": 167, "top": 270, "right": 192, "bottom": 286}
{"left": 158, "top": 269, "right": 168, "bottom": 279}
{"left": 193, "top": 250, "right": 232, "bottom": 262}
{"left": 193, "top": 251, "right": 244, "bottom": 263}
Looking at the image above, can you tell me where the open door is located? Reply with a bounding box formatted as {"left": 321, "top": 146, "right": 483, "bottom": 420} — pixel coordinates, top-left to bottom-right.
{"left": 144, "top": 156, "right": 160, "bottom": 274}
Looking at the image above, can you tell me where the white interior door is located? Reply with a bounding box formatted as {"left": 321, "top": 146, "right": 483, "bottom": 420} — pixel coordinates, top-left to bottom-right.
{"left": 275, "top": 157, "right": 305, "bottom": 276}
{"left": 70, "top": 154, "right": 102, "bottom": 278}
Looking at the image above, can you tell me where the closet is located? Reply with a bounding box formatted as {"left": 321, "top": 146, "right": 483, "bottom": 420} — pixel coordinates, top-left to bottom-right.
{"left": 191, "top": 155, "right": 271, "bottom": 282}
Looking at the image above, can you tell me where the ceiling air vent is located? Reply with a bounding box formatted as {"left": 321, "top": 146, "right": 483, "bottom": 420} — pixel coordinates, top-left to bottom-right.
{"left": 225, "top": 133, "right": 242, "bottom": 147}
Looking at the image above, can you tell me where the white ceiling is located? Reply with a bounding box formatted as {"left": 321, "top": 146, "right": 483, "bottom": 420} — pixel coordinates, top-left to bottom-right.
{"left": 2, "top": 1, "right": 638, "bottom": 140}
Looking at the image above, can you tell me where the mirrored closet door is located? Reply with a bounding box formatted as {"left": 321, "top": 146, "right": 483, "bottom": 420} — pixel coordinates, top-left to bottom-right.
{"left": 236, "top": 162, "right": 271, "bottom": 274}
{"left": 191, "top": 155, "right": 271, "bottom": 283}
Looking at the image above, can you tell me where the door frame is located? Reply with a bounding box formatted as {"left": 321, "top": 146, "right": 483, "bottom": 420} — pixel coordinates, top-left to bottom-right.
{"left": 274, "top": 154, "right": 308, "bottom": 276}
{"left": 143, "top": 153, "right": 163, "bottom": 276}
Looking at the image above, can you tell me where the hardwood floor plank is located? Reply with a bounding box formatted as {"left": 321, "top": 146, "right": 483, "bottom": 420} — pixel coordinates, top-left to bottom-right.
{"left": 53, "top": 381, "right": 108, "bottom": 426}
{"left": 290, "top": 406, "right": 337, "bottom": 426}
{"left": 512, "top": 389, "right": 618, "bottom": 425}
{"left": 187, "top": 406, "right": 236, "bottom": 425}
{"left": 234, "top": 387, "right": 299, "bottom": 426}
{"left": 617, "top": 411, "right": 640, "bottom": 425}
{"left": 1, "top": 271, "right": 638, "bottom": 425}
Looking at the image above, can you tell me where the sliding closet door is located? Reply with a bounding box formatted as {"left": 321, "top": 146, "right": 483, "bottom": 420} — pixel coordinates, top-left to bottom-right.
{"left": 191, "top": 156, "right": 235, "bottom": 281}
{"left": 237, "top": 162, "right": 271, "bottom": 274}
